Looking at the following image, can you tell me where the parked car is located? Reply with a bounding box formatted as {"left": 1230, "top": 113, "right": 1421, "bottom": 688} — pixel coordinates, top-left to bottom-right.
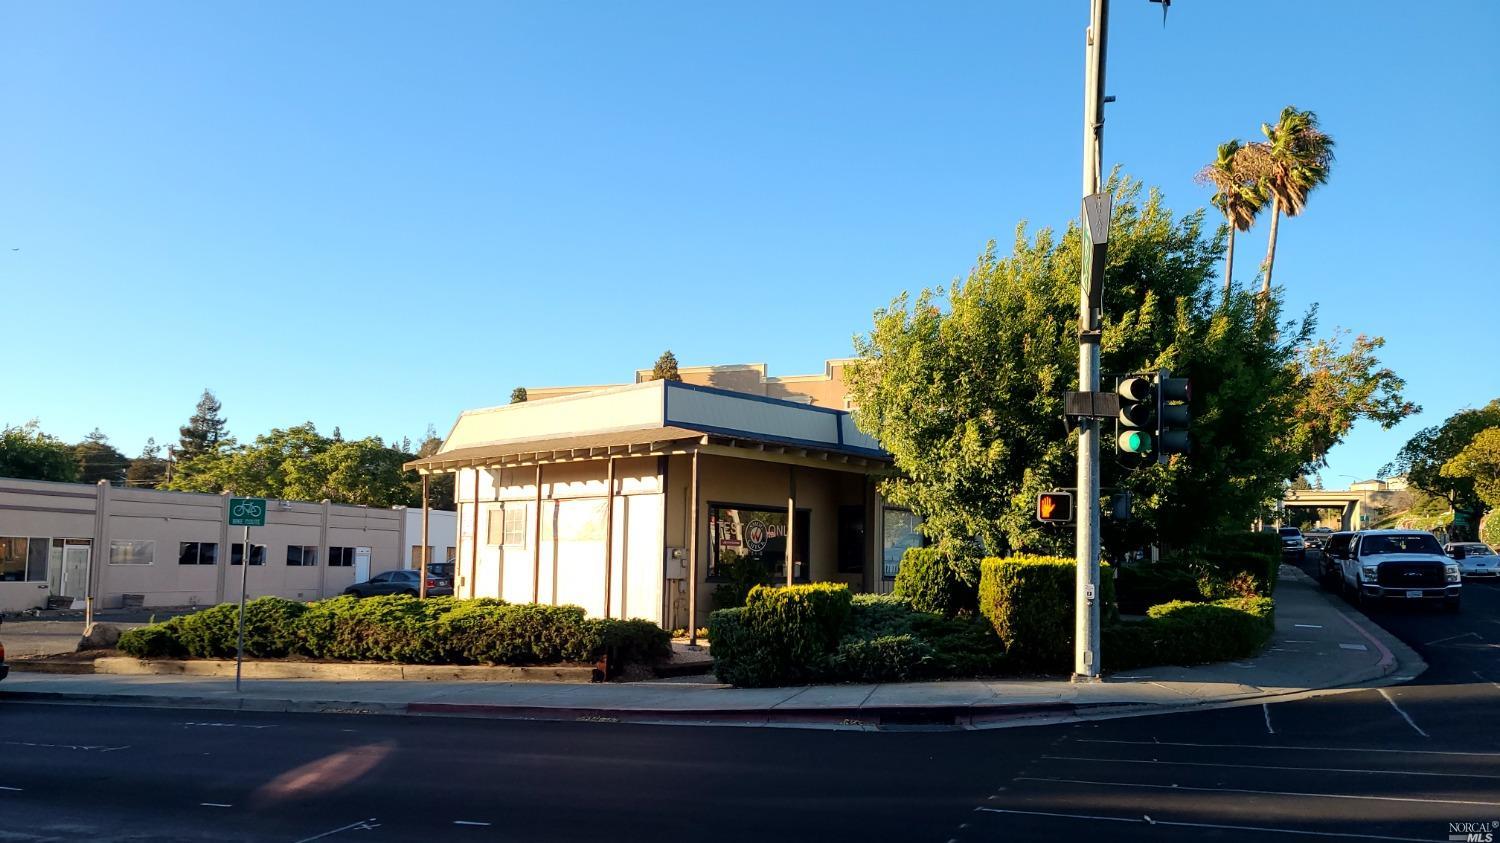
{"left": 0, "top": 615, "right": 8, "bottom": 682}
{"left": 1445, "top": 542, "right": 1498, "bottom": 579}
{"left": 1338, "top": 530, "right": 1461, "bottom": 612}
{"left": 1278, "top": 526, "right": 1306, "bottom": 561}
{"left": 1319, "top": 531, "right": 1356, "bottom": 588}
{"left": 1302, "top": 526, "right": 1333, "bottom": 549}
{"left": 424, "top": 561, "right": 456, "bottom": 596}
{"left": 344, "top": 570, "right": 424, "bottom": 598}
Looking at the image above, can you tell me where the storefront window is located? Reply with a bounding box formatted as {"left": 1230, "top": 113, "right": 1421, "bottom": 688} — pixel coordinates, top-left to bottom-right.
{"left": 708, "top": 504, "right": 810, "bottom": 582}
{"left": 882, "top": 509, "right": 923, "bottom": 579}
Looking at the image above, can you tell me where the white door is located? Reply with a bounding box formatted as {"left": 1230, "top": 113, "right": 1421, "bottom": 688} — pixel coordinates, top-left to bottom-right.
{"left": 354, "top": 547, "right": 371, "bottom": 583}
{"left": 54, "top": 545, "right": 90, "bottom": 599}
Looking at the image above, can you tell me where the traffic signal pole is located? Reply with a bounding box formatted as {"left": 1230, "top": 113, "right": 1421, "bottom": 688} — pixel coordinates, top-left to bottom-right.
{"left": 1074, "top": 0, "right": 1109, "bottom": 682}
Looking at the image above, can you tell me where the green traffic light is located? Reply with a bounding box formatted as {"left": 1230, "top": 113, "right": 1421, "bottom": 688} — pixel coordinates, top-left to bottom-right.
{"left": 1118, "top": 430, "right": 1152, "bottom": 454}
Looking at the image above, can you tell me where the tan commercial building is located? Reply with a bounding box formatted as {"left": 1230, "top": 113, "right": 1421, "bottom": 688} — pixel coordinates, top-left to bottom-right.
{"left": 526, "top": 358, "right": 858, "bottom": 410}
{"left": 407, "top": 379, "right": 923, "bottom": 635}
{"left": 0, "top": 478, "right": 421, "bottom": 613}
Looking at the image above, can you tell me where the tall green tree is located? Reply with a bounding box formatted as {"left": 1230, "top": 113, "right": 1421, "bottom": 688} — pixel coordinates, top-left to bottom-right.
{"left": 1387, "top": 399, "right": 1500, "bottom": 530}
{"left": 1241, "top": 106, "right": 1335, "bottom": 299}
{"left": 0, "top": 421, "right": 79, "bottom": 482}
{"left": 649, "top": 350, "right": 682, "bottom": 381}
{"left": 178, "top": 389, "right": 230, "bottom": 460}
{"left": 165, "top": 422, "right": 420, "bottom": 508}
{"left": 125, "top": 437, "right": 169, "bottom": 488}
{"left": 848, "top": 177, "right": 1413, "bottom": 557}
{"left": 1196, "top": 139, "right": 1266, "bottom": 298}
{"left": 73, "top": 428, "right": 130, "bottom": 485}
{"left": 1443, "top": 427, "right": 1500, "bottom": 511}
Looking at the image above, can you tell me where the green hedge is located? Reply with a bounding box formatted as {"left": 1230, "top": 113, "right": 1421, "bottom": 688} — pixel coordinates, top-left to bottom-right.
{"left": 1198, "top": 532, "right": 1282, "bottom": 596}
{"left": 892, "top": 547, "right": 981, "bottom": 617}
{"left": 1114, "top": 561, "right": 1202, "bottom": 614}
{"left": 710, "top": 586, "right": 1004, "bottom": 687}
{"left": 116, "top": 595, "right": 670, "bottom": 672}
{"left": 708, "top": 583, "right": 853, "bottom": 687}
{"left": 977, "top": 555, "right": 1113, "bottom": 672}
{"left": 1104, "top": 596, "right": 1274, "bottom": 669}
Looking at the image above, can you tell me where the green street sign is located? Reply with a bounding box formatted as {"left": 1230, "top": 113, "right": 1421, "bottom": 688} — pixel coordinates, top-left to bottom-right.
{"left": 228, "top": 497, "right": 267, "bottom": 527}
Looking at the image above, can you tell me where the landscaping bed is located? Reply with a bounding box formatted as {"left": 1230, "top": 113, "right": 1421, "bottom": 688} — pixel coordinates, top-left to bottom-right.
{"left": 708, "top": 540, "right": 1280, "bottom": 687}
{"left": 116, "top": 595, "right": 671, "bottom": 679}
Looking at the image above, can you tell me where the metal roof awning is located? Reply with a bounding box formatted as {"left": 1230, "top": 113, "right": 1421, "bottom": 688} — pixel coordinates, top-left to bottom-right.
{"left": 405, "top": 425, "right": 893, "bottom": 475}
{"left": 404, "top": 427, "right": 706, "bottom": 474}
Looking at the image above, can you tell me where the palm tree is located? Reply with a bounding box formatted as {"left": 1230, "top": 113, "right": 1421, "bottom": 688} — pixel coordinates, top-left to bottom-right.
{"left": 1196, "top": 139, "right": 1266, "bottom": 299}
{"left": 1242, "top": 106, "right": 1335, "bottom": 300}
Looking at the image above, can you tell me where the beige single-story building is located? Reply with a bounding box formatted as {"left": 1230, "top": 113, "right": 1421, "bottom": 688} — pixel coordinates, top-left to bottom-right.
{"left": 406, "top": 379, "right": 923, "bottom": 636}
{"left": 0, "top": 478, "right": 430, "bottom": 613}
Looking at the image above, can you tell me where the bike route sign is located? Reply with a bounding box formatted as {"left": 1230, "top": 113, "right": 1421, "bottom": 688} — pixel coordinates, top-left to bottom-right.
{"left": 228, "top": 497, "right": 267, "bottom": 527}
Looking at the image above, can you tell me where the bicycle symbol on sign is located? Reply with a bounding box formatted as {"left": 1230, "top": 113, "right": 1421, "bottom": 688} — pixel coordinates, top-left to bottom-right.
{"left": 232, "top": 501, "right": 264, "bottom": 519}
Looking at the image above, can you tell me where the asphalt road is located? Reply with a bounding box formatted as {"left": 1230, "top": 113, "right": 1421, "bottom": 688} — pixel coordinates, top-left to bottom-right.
{"left": 0, "top": 559, "right": 1495, "bottom": 843}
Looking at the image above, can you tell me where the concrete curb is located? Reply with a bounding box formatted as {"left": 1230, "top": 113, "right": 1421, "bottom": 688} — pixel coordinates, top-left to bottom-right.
{"left": 85, "top": 657, "right": 598, "bottom": 683}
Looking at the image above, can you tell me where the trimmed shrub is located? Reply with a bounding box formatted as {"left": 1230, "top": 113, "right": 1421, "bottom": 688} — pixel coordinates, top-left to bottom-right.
{"left": 833, "top": 635, "right": 934, "bottom": 683}
{"left": 707, "top": 583, "right": 853, "bottom": 687}
{"left": 845, "top": 593, "right": 917, "bottom": 640}
{"left": 111, "top": 595, "right": 668, "bottom": 672}
{"left": 1198, "top": 532, "right": 1282, "bottom": 595}
{"left": 707, "top": 607, "right": 779, "bottom": 687}
{"left": 173, "top": 604, "right": 242, "bottom": 659}
{"left": 1104, "top": 596, "right": 1274, "bottom": 670}
{"left": 910, "top": 614, "right": 1007, "bottom": 677}
{"left": 892, "top": 547, "right": 981, "bottom": 617}
{"left": 587, "top": 618, "right": 672, "bottom": 668}
{"left": 978, "top": 555, "right": 1113, "bottom": 673}
{"left": 118, "top": 618, "right": 185, "bottom": 658}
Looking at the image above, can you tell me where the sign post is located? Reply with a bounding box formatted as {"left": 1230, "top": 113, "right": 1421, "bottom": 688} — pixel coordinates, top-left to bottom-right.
{"left": 228, "top": 497, "right": 266, "bottom": 692}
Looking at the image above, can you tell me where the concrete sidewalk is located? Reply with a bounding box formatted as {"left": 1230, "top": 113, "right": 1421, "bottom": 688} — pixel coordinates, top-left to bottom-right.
{"left": 0, "top": 566, "right": 1423, "bottom": 730}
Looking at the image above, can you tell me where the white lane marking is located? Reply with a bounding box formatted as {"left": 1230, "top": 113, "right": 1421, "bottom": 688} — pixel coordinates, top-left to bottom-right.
{"left": 1474, "top": 671, "right": 1500, "bottom": 692}
{"left": 201, "top": 803, "right": 233, "bottom": 808}
{"left": 974, "top": 807, "right": 1434, "bottom": 842}
{"left": 1040, "top": 755, "right": 1500, "bottom": 780}
{"left": 1338, "top": 643, "right": 1368, "bottom": 651}
{"left": 453, "top": 821, "right": 491, "bottom": 827}
{"left": 1016, "top": 776, "right": 1500, "bottom": 808}
{"left": 181, "top": 722, "right": 275, "bottom": 729}
{"left": 1378, "top": 688, "right": 1428, "bottom": 738}
{"left": 0, "top": 786, "right": 23, "bottom": 792}
{"left": 1073, "top": 738, "right": 1498, "bottom": 757}
{"left": 1425, "top": 631, "right": 1480, "bottom": 646}
{"left": 1294, "top": 624, "right": 1323, "bottom": 629}
{"left": 1283, "top": 639, "right": 1317, "bottom": 643}
{"left": 1262, "top": 704, "right": 1275, "bottom": 735}
{"left": 293, "top": 818, "right": 380, "bottom": 843}
{"left": 1, "top": 740, "right": 131, "bottom": 752}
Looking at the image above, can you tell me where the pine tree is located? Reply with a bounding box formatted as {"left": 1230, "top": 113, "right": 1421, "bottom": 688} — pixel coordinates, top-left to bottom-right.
{"left": 510, "top": 386, "right": 528, "bottom": 403}
{"left": 650, "top": 350, "right": 682, "bottom": 382}
{"left": 74, "top": 428, "right": 130, "bottom": 485}
{"left": 178, "top": 389, "right": 229, "bottom": 460}
{"left": 126, "top": 437, "right": 169, "bottom": 489}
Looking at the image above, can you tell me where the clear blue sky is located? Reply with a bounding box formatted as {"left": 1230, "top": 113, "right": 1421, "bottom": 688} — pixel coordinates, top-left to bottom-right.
{"left": 3, "top": 1, "right": 1496, "bottom": 484}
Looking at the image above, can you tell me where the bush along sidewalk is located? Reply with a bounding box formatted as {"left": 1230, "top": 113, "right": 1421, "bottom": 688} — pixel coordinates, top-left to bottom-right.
{"left": 708, "top": 548, "right": 1278, "bottom": 687}
{"left": 116, "top": 595, "right": 671, "bottom": 677}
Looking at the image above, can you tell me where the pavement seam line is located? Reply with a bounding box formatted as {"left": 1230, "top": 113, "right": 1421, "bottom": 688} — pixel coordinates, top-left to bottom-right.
{"left": 973, "top": 807, "right": 1436, "bottom": 843}
{"left": 1015, "top": 776, "right": 1500, "bottom": 808}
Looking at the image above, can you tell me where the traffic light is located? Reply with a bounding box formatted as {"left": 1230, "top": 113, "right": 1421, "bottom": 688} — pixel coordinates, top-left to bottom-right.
{"left": 1157, "top": 373, "right": 1191, "bottom": 459}
{"left": 1036, "top": 491, "right": 1074, "bottom": 523}
{"left": 1116, "top": 376, "right": 1154, "bottom": 456}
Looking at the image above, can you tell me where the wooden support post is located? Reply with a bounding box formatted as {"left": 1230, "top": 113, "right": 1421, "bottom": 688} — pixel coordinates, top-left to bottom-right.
{"left": 470, "top": 468, "right": 481, "bottom": 599}
{"left": 532, "top": 464, "right": 543, "bottom": 604}
{"left": 419, "top": 474, "right": 430, "bottom": 598}
{"left": 786, "top": 466, "right": 797, "bottom": 586}
{"left": 688, "top": 449, "right": 701, "bottom": 646}
{"left": 603, "top": 456, "right": 616, "bottom": 619}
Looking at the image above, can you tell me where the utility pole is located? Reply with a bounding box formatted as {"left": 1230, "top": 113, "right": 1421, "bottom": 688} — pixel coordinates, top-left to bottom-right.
{"left": 1074, "top": 0, "right": 1109, "bottom": 682}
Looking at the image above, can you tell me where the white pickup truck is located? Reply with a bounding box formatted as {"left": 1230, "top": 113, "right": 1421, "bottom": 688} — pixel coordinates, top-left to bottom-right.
{"left": 1339, "top": 530, "right": 1461, "bottom": 612}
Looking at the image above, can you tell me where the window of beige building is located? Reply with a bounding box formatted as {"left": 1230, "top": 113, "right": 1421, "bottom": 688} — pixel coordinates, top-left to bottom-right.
{"left": 178, "top": 542, "right": 218, "bottom": 565}
{"left": 328, "top": 546, "right": 355, "bottom": 567}
{"left": 110, "top": 540, "right": 155, "bottom": 565}
{"left": 287, "top": 545, "right": 318, "bottom": 566}
{"left": 486, "top": 504, "right": 529, "bottom": 547}
{"left": 1, "top": 536, "right": 48, "bottom": 581}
